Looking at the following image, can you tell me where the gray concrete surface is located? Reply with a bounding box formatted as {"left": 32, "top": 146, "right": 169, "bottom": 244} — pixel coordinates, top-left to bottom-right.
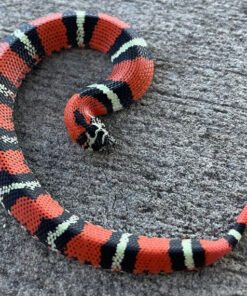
{"left": 0, "top": 0, "right": 247, "bottom": 295}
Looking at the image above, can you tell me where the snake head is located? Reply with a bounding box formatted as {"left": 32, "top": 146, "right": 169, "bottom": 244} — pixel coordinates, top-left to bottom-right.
{"left": 85, "top": 117, "right": 116, "bottom": 151}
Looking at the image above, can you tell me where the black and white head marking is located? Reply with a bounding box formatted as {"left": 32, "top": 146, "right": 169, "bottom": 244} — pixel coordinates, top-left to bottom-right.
{"left": 86, "top": 117, "right": 115, "bottom": 151}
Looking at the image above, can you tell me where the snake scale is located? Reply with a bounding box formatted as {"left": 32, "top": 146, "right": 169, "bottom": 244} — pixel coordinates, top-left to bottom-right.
{"left": 0, "top": 11, "right": 246, "bottom": 274}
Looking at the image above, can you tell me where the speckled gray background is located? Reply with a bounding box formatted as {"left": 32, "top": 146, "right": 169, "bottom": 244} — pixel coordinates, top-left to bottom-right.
{"left": 0, "top": 0, "right": 247, "bottom": 295}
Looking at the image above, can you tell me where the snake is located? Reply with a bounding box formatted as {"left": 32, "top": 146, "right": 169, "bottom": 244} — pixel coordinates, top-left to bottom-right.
{"left": 0, "top": 11, "right": 246, "bottom": 274}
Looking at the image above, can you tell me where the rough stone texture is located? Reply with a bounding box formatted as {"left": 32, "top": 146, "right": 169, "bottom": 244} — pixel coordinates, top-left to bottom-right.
{"left": 0, "top": 0, "right": 247, "bottom": 295}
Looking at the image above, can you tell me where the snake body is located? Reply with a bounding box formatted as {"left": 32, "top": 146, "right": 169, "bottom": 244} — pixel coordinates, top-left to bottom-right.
{"left": 0, "top": 11, "right": 246, "bottom": 274}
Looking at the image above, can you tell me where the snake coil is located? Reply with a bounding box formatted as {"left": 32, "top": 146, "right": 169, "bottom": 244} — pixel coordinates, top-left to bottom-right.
{"left": 0, "top": 11, "right": 246, "bottom": 274}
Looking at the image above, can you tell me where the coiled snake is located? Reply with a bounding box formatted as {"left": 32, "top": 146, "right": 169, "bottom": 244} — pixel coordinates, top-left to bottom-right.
{"left": 0, "top": 11, "right": 246, "bottom": 274}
